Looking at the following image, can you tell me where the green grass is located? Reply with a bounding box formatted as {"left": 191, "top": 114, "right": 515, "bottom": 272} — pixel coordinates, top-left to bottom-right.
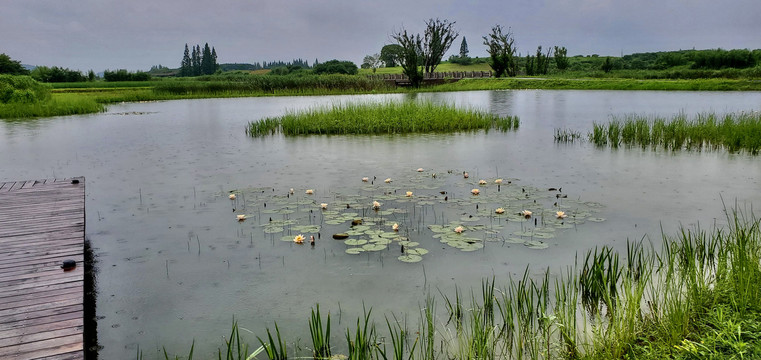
{"left": 0, "top": 93, "right": 105, "bottom": 118}
{"left": 590, "top": 112, "right": 761, "bottom": 154}
{"left": 246, "top": 101, "right": 519, "bottom": 137}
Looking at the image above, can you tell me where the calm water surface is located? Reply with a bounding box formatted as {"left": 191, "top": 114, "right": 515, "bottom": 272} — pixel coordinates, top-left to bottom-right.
{"left": 1, "top": 90, "right": 760, "bottom": 358}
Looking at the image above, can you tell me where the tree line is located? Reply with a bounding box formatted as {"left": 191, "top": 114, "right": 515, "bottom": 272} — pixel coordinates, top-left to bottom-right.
{"left": 180, "top": 43, "right": 219, "bottom": 76}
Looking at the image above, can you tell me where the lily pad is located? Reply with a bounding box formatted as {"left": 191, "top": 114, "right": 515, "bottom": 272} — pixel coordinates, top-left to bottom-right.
{"left": 362, "top": 243, "right": 387, "bottom": 251}
{"left": 398, "top": 254, "right": 423, "bottom": 263}
{"left": 346, "top": 248, "right": 364, "bottom": 255}
{"left": 263, "top": 227, "right": 284, "bottom": 234}
{"left": 293, "top": 225, "right": 321, "bottom": 233}
{"left": 344, "top": 239, "right": 368, "bottom": 246}
{"left": 405, "top": 248, "right": 429, "bottom": 255}
{"left": 524, "top": 240, "right": 549, "bottom": 249}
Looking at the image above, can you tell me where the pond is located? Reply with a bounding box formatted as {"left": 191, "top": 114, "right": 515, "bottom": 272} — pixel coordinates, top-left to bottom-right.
{"left": 1, "top": 90, "right": 760, "bottom": 358}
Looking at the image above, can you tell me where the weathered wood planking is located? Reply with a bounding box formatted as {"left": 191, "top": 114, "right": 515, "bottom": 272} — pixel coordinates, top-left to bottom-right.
{"left": 0, "top": 177, "right": 85, "bottom": 360}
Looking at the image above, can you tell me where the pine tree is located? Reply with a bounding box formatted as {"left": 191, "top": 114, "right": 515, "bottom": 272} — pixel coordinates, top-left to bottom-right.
{"left": 459, "top": 37, "right": 469, "bottom": 58}
{"left": 180, "top": 44, "right": 192, "bottom": 77}
{"left": 192, "top": 45, "right": 202, "bottom": 76}
{"left": 201, "top": 43, "right": 212, "bottom": 75}
{"left": 211, "top": 47, "right": 218, "bottom": 73}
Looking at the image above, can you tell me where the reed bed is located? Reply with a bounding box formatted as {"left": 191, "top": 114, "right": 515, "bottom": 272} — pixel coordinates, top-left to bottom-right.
{"left": 154, "top": 208, "right": 761, "bottom": 359}
{"left": 246, "top": 101, "right": 519, "bottom": 137}
{"left": 0, "top": 93, "right": 105, "bottom": 118}
{"left": 154, "top": 74, "right": 392, "bottom": 95}
{"left": 591, "top": 112, "right": 761, "bottom": 154}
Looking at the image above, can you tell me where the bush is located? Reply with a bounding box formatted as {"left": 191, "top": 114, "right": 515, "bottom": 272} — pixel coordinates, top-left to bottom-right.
{"left": 312, "top": 60, "right": 358, "bottom": 75}
{"left": 0, "top": 75, "right": 51, "bottom": 103}
{"left": 103, "top": 69, "right": 151, "bottom": 81}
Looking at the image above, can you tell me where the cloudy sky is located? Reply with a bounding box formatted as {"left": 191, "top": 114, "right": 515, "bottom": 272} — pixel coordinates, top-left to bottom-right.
{"left": 2, "top": 0, "right": 759, "bottom": 72}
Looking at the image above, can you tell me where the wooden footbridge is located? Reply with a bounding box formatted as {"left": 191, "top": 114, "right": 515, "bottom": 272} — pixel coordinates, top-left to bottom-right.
{"left": 0, "top": 178, "right": 86, "bottom": 359}
{"left": 367, "top": 70, "right": 493, "bottom": 86}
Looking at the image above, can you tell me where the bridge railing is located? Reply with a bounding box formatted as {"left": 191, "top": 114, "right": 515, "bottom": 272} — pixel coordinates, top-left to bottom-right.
{"left": 367, "top": 71, "right": 493, "bottom": 81}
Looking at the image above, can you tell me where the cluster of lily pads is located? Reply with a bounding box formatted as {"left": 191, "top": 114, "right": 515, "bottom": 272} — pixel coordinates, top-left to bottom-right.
{"left": 226, "top": 169, "right": 605, "bottom": 263}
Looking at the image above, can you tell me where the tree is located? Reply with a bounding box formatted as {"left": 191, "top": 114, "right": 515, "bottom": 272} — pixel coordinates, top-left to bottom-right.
{"left": 312, "top": 60, "right": 358, "bottom": 75}
{"left": 483, "top": 25, "right": 517, "bottom": 77}
{"left": 211, "top": 47, "right": 218, "bottom": 73}
{"left": 531, "top": 46, "right": 551, "bottom": 75}
{"left": 459, "top": 37, "right": 469, "bottom": 58}
{"left": 0, "top": 53, "right": 29, "bottom": 75}
{"left": 554, "top": 46, "right": 569, "bottom": 71}
{"left": 601, "top": 57, "right": 613, "bottom": 73}
{"left": 422, "top": 18, "right": 459, "bottom": 75}
{"left": 192, "top": 45, "right": 202, "bottom": 76}
{"left": 88, "top": 70, "right": 96, "bottom": 81}
{"left": 362, "top": 54, "right": 382, "bottom": 73}
{"left": 180, "top": 44, "right": 192, "bottom": 77}
{"left": 390, "top": 28, "right": 423, "bottom": 87}
{"left": 201, "top": 43, "right": 212, "bottom": 75}
{"left": 379, "top": 44, "right": 404, "bottom": 67}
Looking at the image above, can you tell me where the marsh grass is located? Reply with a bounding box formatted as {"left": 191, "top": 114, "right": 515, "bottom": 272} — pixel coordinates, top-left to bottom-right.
{"left": 246, "top": 101, "right": 519, "bottom": 137}
{"left": 0, "top": 93, "right": 105, "bottom": 118}
{"left": 150, "top": 208, "right": 761, "bottom": 360}
{"left": 258, "top": 323, "right": 288, "bottom": 360}
{"left": 154, "top": 74, "right": 393, "bottom": 96}
{"left": 309, "top": 305, "right": 331, "bottom": 359}
{"left": 554, "top": 128, "right": 584, "bottom": 143}
{"left": 590, "top": 112, "right": 761, "bottom": 154}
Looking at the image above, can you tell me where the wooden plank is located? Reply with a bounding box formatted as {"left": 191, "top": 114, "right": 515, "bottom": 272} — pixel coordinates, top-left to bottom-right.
{"left": 0, "top": 177, "right": 85, "bottom": 359}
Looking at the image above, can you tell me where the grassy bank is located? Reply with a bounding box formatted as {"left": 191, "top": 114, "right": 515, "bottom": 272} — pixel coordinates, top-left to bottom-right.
{"left": 246, "top": 101, "right": 519, "bottom": 137}
{"left": 432, "top": 77, "right": 761, "bottom": 91}
{"left": 589, "top": 112, "right": 761, "bottom": 154}
{"left": 154, "top": 208, "right": 761, "bottom": 359}
{"left": 4, "top": 73, "right": 761, "bottom": 120}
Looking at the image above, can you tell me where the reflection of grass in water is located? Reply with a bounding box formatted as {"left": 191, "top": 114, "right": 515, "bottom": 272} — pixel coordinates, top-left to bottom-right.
{"left": 246, "top": 101, "right": 519, "bottom": 137}
{"left": 590, "top": 112, "right": 761, "bottom": 154}
{"left": 155, "top": 209, "right": 761, "bottom": 360}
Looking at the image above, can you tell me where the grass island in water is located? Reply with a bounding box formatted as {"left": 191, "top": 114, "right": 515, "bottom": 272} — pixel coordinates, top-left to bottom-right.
{"left": 246, "top": 101, "right": 519, "bottom": 137}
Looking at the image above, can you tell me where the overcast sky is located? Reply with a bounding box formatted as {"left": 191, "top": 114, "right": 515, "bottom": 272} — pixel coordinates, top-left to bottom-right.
{"left": 2, "top": 0, "right": 759, "bottom": 72}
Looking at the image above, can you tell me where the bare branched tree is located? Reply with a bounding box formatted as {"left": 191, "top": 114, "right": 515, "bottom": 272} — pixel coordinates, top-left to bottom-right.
{"left": 483, "top": 25, "right": 517, "bottom": 77}
{"left": 422, "top": 18, "right": 459, "bottom": 75}
{"left": 390, "top": 28, "right": 424, "bottom": 87}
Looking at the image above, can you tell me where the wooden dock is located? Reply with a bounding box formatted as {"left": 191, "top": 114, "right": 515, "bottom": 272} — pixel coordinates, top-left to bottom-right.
{"left": 0, "top": 178, "right": 86, "bottom": 360}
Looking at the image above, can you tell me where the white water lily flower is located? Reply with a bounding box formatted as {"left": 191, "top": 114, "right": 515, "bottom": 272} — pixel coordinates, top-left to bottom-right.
{"left": 236, "top": 214, "right": 246, "bottom": 221}
{"left": 321, "top": 203, "right": 328, "bottom": 209}
{"left": 392, "top": 223, "right": 399, "bottom": 231}
{"left": 417, "top": 168, "right": 424, "bottom": 172}
{"left": 520, "top": 210, "right": 532, "bottom": 218}
{"left": 479, "top": 179, "right": 487, "bottom": 185}
{"left": 495, "top": 208, "right": 505, "bottom": 214}
{"left": 362, "top": 177, "right": 369, "bottom": 182}
{"left": 471, "top": 188, "right": 480, "bottom": 195}
{"left": 556, "top": 211, "right": 567, "bottom": 219}
{"left": 229, "top": 193, "right": 236, "bottom": 200}
{"left": 293, "top": 234, "right": 305, "bottom": 244}
{"left": 495, "top": 179, "right": 503, "bottom": 185}
{"left": 463, "top": 172, "right": 469, "bottom": 178}
{"left": 454, "top": 226, "right": 464, "bottom": 234}
{"left": 305, "top": 189, "right": 314, "bottom": 195}
{"left": 406, "top": 191, "right": 413, "bottom": 197}
{"left": 384, "top": 178, "right": 392, "bottom": 183}
{"left": 372, "top": 201, "right": 381, "bottom": 209}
